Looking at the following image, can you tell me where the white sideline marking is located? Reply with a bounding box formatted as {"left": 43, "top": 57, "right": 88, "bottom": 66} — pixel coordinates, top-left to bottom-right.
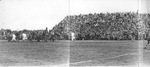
{"left": 70, "top": 52, "right": 139, "bottom": 65}
{"left": 70, "top": 49, "right": 150, "bottom": 65}
{"left": 0, "top": 49, "right": 38, "bottom": 53}
{"left": 144, "top": 49, "right": 150, "bottom": 53}
{"left": 70, "top": 40, "right": 136, "bottom": 43}
{"left": 51, "top": 64, "right": 69, "bottom": 67}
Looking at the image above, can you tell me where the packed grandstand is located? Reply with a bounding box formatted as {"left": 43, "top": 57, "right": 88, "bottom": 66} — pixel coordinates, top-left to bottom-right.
{"left": 0, "top": 12, "right": 150, "bottom": 40}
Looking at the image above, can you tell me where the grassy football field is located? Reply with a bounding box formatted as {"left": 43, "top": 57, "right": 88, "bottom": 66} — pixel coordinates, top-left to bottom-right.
{"left": 0, "top": 40, "right": 140, "bottom": 66}
{"left": 0, "top": 40, "right": 69, "bottom": 66}
{"left": 143, "top": 40, "right": 150, "bottom": 66}
{"left": 70, "top": 40, "right": 139, "bottom": 66}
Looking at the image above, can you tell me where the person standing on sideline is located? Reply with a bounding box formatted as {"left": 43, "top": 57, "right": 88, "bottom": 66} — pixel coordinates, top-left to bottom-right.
{"left": 144, "top": 32, "right": 150, "bottom": 49}
{"left": 43, "top": 27, "right": 48, "bottom": 42}
{"left": 12, "top": 33, "right": 16, "bottom": 41}
{"left": 15, "top": 31, "right": 20, "bottom": 41}
{"left": 71, "top": 32, "right": 75, "bottom": 41}
{"left": 22, "top": 32, "right": 27, "bottom": 41}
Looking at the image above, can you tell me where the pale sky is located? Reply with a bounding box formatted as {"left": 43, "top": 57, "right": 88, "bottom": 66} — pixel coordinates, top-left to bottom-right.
{"left": 70, "top": 0, "right": 139, "bottom": 15}
{"left": 0, "top": 0, "right": 146, "bottom": 30}
{"left": 0, "top": 0, "right": 69, "bottom": 30}
{"left": 140, "top": 0, "right": 150, "bottom": 13}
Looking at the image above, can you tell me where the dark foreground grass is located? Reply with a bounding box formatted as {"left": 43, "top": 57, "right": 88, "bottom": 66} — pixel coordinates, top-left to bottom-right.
{"left": 0, "top": 40, "right": 69, "bottom": 66}
{"left": 70, "top": 40, "right": 139, "bottom": 66}
{"left": 0, "top": 40, "right": 140, "bottom": 66}
{"left": 143, "top": 40, "right": 150, "bottom": 66}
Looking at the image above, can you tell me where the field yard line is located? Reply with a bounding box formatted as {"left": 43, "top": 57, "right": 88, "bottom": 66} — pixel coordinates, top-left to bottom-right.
{"left": 51, "top": 63, "right": 69, "bottom": 67}
{"left": 71, "top": 40, "right": 135, "bottom": 43}
{"left": 0, "top": 53, "right": 48, "bottom": 64}
{"left": 70, "top": 49, "right": 150, "bottom": 65}
{"left": 144, "top": 49, "right": 150, "bottom": 53}
{"left": 0, "top": 46, "right": 54, "bottom": 53}
{"left": 70, "top": 52, "right": 139, "bottom": 65}
{"left": 0, "top": 49, "right": 39, "bottom": 53}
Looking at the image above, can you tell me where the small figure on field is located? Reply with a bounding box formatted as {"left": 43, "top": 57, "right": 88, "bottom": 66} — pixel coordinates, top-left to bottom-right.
{"left": 71, "top": 32, "right": 75, "bottom": 41}
{"left": 22, "top": 33, "right": 27, "bottom": 41}
{"left": 144, "top": 33, "right": 150, "bottom": 49}
{"left": 12, "top": 33, "right": 16, "bottom": 41}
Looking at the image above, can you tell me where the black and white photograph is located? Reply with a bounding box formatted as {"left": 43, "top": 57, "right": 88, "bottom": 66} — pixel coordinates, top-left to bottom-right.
{"left": 141, "top": 0, "right": 150, "bottom": 67}
{"left": 69, "top": 0, "right": 139, "bottom": 66}
{"left": 0, "top": 0, "right": 69, "bottom": 66}
{"left": 0, "top": 0, "right": 150, "bottom": 67}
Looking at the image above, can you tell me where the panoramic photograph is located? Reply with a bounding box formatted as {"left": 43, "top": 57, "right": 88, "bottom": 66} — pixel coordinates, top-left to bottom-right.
{"left": 0, "top": 0, "right": 150, "bottom": 67}
{"left": 142, "top": 0, "right": 150, "bottom": 67}
{"left": 69, "top": 0, "right": 140, "bottom": 66}
{"left": 0, "top": 0, "right": 70, "bottom": 66}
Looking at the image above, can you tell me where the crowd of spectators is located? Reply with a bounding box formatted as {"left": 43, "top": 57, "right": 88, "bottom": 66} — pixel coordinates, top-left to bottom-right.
{"left": 1, "top": 12, "right": 150, "bottom": 40}
{"left": 52, "top": 12, "right": 150, "bottom": 40}
{"left": 0, "top": 29, "right": 52, "bottom": 40}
